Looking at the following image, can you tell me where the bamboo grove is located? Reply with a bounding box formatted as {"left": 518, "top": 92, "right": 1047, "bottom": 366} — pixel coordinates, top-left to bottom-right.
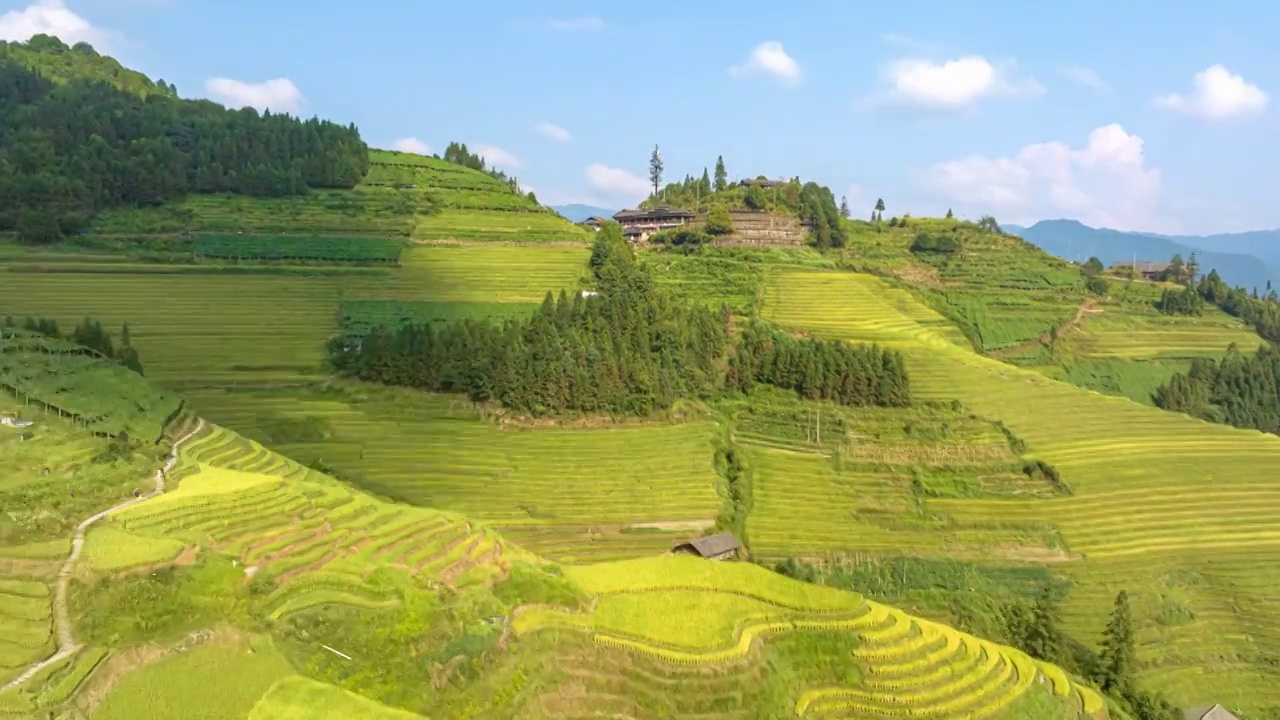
{"left": 329, "top": 224, "right": 910, "bottom": 416}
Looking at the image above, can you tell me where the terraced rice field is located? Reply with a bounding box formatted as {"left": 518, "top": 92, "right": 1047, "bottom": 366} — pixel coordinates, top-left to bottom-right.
{"left": 0, "top": 246, "right": 587, "bottom": 387}
{"left": 1072, "top": 309, "right": 1260, "bottom": 360}
{"left": 372, "top": 245, "right": 590, "bottom": 302}
{"left": 515, "top": 556, "right": 1101, "bottom": 718}
{"left": 0, "top": 274, "right": 343, "bottom": 386}
{"left": 0, "top": 579, "right": 52, "bottom": 687}
{"left": 763, "top": 268, "right": 1280, "bottom": 712}
{"left": 415, "top": 209, "right": 590, "bottom": 243}
{"left": 107, "top": 422, "right": 515, "bottom": 592}
{"left": 186, "top": 389, "right": 723, "bottom": 564}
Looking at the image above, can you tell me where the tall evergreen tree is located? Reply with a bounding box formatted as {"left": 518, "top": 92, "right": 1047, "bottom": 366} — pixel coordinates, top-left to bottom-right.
{"left": 839, "top": 195, "right": 850, "bottom": 218}
{"left": 1098, "top": 591, "right": 1136, "bottom": 694}
{"left": 713, "top": 155, "right": 727, "bottom": 192}
{"left": 648, "top": 145, "right": 663, "bottom": 199}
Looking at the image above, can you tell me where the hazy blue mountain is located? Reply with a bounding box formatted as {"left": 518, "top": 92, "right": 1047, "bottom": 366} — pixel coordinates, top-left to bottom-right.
{"left": 1006, "top": 219, "right": 1279, "bottom": 292}
{"left": 550, "top": 204, "right": 616, "bottom": 223}
{"left": 1149, "top": 229, "right": 1280, "bottom": 271}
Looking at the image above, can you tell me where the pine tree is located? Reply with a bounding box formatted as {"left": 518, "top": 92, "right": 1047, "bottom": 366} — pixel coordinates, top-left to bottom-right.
{"left": 874, "top": 198, "right": 885, "bottom": 221}
{"left": 839, "top": 195, "right": 850, "bottom": 218}
{"left": 1024, "top": 584, "right": 1066, "bottom": 664}
{"left": 713, "top": 155, "right": 727, "bottom": 192}
{"left": 648, "top": 145, "right": 663, "bottom": 199}
{"left": 1098, "top": 591, "right": 1136, "bottom": 694}
{"left": 945, "top": 208, "right": 954, "bottom": 219}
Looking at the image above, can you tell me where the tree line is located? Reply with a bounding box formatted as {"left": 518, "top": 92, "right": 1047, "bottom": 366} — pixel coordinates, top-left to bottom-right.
{"left": 1155, "top": 343, "right": 1280, "bottom": 433}
{"left": 0, "top": 36, "right": 369, "bottom": 244}
{"left": 1006, "top": 589, "right": 1179, "bottom": 720}
{"left": 1197, "top": 269, "right": 1280, "bottom": 342}
{"left": 328, "top": 222, "right": 729, "bottom": 415}
{"left": 727, "top": 323, "right": 910, "bottom": 407}
{"left": 439, "top": 142, "right": 535, "bottom": 204}
{"left": 2, "top": 315, "right": 144, "bottom": 375}
{"left": 329, "top": 222, "right": 910, "bottom": 415}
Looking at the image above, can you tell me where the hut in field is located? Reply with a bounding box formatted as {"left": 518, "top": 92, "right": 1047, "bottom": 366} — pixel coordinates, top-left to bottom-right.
{"left": 672, "top": 532, "right": 741, "bottom": 561}
{"left": 1184, "top": 705, "right": 1240, "bottom": 720}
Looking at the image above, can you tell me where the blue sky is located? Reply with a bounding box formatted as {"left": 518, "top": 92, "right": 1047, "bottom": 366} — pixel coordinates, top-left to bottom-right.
{"left": 3, "top": 0, "right": 1278, "bottom": 234}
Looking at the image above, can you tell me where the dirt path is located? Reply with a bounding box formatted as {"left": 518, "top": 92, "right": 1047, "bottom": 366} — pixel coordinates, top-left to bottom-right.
{"left": 1, "top": 418, "right": 206, "bottom": 691}
{"left": 988, "top": 300, "right": 1102, "bottom": 360}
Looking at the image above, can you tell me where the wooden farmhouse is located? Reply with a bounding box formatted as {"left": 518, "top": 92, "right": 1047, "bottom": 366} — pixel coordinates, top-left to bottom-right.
{"left": 672, "top": 532, "right": 742, "bottom": 561}
{"left": 612, "top": 205, "right": 695, "bottom": 242}
{"left": 1131, "top": 260, "right": 1171, "bottom": 281}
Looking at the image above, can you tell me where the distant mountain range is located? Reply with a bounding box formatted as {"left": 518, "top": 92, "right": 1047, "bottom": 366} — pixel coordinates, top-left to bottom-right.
{"left": 1006, "top": 220, "right": 1280, "bottom": 292}
{"left": 550, "top": 204, "right": 616, "bottom": 223}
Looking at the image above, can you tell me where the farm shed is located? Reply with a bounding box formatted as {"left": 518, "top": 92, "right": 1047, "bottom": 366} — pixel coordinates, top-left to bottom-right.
{"left": 1184, "top": 705, "right": 1240, "bottom": 720}
{"left": 672, "top": 532, "right": 741, "bottom": 561}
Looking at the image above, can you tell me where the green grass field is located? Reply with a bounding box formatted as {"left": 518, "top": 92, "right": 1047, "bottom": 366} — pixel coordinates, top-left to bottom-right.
{"left": 761, "top": 268, "right": 1280, "bottom": 713}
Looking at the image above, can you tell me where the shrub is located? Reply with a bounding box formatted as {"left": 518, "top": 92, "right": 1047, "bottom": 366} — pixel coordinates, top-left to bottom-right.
{"left": 705, "top": 204, "right": 734, "bottom": 236}
{"left": 1085, "top": 276, "right": 1110, "bottom": 296}
{"left": 910, "top": 231, "right": 959, "bottom": 254}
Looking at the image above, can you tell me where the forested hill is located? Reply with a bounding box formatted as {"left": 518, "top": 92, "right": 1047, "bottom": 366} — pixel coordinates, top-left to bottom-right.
{"left": 0, "top": 34, "right": 175, "bottom": 97}
{"left": 0, "top": 36, "right": 369, "bottom": 244}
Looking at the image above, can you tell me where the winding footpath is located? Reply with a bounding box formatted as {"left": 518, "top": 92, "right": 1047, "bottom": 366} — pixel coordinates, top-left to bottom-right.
{"left": 2, "top": 418, "right": 205, "bottom": 691}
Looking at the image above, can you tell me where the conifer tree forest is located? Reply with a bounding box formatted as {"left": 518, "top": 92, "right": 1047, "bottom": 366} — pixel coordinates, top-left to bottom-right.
{"left": 727, "top": 323, "right": 911, "bottom": 407}
{"left": 329, "top": 223, "right": 909, "bottom": 415}
{"left": 0, "top": 36, "right": 369, "bottom": 244}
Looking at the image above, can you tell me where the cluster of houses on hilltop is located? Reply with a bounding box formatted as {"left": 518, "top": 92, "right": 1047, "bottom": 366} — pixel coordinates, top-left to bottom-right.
{"left": 578, "top": 177, "right": 793, "bottom": 243}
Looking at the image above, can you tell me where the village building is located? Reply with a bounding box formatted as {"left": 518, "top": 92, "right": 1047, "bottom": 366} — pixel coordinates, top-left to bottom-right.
{"left": 1130, "top": 261, "right": 1171, "bottom": 281}
{"left": 612, "top": 206, "right": 695, "bottom": 242}
{"left": 1184, "top": 705, "right": 1240, "bottom": 720}
{"left": 672, "top": 532, "right": 741, "bottom": 561}
{"left": 578, "top": 216, "right": 608, "bottom": 231}
{"left": 738, "top": 178, "right": 787, "bottom": 189}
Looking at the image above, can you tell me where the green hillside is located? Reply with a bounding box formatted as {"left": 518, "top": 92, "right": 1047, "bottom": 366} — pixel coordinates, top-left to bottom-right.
{"left": 0, "top": 340, "right": 1097, "bottom": 719}
{"left": 5, "top": 39, "right": 1280, "bottom": 720}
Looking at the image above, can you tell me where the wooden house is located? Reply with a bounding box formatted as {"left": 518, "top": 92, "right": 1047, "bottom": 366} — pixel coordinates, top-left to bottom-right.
{"left": 672, "top": 532, "right": 741, "bottom": 561}
{"left": 1184, "top": 705, "right": 1241, "bottom": 720}
{"left": 613, "top": 206, "right": 696, "bottom": 242}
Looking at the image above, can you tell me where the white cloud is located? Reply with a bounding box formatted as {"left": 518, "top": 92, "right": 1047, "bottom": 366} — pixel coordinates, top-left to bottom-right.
{"left": 876, "top": 55, "right": 1042, "bottom": 109}
{"left": 0, "top": 0, "right": 113, "bottom": 47}
{"left": 534, "top": 122, "right": 573, "bottom": 143}
{"left": 475, "top": 144, "right": 522, "bottom": 169}
{"left": 922, "top": 124, "right": 1167, "bottom": 232}
{"left": 1059, "top": 65, "right": 1111, "bottom": 94}
{"left": 1154, "top": 65, "right": 1268, "bottom": 120}
{"left": 549, "top": 17, "right": 605, "bottom": 32}
{"left": 585, "top": 163, "right": 650, "bottom": 204}
{"left": 729, "top": 41, "right": 802, "bottom": 86}
{"left": 392, "top": 137, "right": 431, "bottom": 155}
{"left": 204, "top": 77, "right": 304, "bottom": 113}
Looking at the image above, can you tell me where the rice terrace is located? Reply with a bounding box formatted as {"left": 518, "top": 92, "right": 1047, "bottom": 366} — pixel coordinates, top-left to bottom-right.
{"left": 2, "top": 10, "right": 1280, "bottom": 720}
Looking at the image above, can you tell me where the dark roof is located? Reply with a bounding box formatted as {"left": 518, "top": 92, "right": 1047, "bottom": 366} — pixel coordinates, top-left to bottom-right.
{"left": 677, "top": 532, "right": 741, "bottom": 557}
{"left": 1133, "top": 261, "right": 1171, "bottom": 273}
{"left": 613, "top": 205, "right": 695, "bottom": 222}
{"left": 1184, "top": 706, "right": 1240, "bottom": 720}
{"left": 738, "top": 178, "right": 786, "bottom": 188}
